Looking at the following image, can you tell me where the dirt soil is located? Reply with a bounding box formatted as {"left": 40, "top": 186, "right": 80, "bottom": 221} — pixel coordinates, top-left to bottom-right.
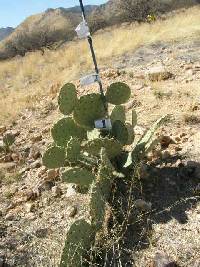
{"left": 0, "top": 37, "right": 200, "bottom": 267}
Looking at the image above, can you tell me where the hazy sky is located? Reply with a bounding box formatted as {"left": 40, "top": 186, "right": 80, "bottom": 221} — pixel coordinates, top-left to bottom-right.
{"left": 0, "top": 0, "right": 107, "bottom": 28}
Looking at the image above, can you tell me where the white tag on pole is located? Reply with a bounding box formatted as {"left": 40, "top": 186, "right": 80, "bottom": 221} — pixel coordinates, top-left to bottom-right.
{"left": 95, "top": 119, "right": 112, "bottom": 131}
{"left": 80, "top": 74, "right": 99, "bottom": 86}
{"left": 75, "top": 21, "right": 90, "bottom": 39}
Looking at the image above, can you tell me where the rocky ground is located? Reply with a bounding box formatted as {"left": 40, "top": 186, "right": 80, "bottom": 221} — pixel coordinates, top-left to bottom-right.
{"left": 0, "top": 37, "right": 200, "bottom": 267}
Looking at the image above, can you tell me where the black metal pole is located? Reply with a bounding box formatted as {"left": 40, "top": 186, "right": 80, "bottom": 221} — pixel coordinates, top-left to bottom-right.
{"left": 78, "top": 0, "right": 108, "bottom": 113}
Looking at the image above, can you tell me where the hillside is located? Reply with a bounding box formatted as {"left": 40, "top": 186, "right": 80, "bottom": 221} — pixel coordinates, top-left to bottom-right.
{"left": 0, "top": 27, "right": 14, "bottom": 41}
{"left": 0, "top": 0, "right": 199, "bottom": 59}
{"left": 0, "top": 5, "right": 200, "bottom": 267}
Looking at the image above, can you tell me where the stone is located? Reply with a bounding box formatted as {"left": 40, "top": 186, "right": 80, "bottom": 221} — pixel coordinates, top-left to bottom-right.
{"left": 160, "top": 135, "right": 174, "bottom": 149}
{"left": 29, "top": 146, "right": 41, "bottom": 160}
{"left": 0, "top": 257, "right": 4, "bottom": 267}
{"left": 67, "top": 206, "right": 78, "bottom": 218}
{"left": 152, "top": 252, "right": 178, "bottom": 267}
{"left": 52, "top": 185, "right": 62, "bottom": 197}
{"left": 0, "top": 125, "right": 6, "bottom": 135}
{"left": 147, "top": 66, "right": 172, "bottom": 81}
{"left": 25, "top": 202, "right": 35, "bottom": 213}
{"left": 161, "top": 151, "right": 171, "bottom": 160}
{"left": 134, "top": 199, "right": 152, "bottom": 211}
{"left": 31, "top": 160, "right": 41, "bottom": 169}
{"left": 31, "top": 134, "right": 42, "bottom": 143}
{"left": 46, "top": 169, "right": 59, "bottom": 181}
{"left": 65, "top": 184, "right": 77, "bottom": 198}
{"left": 11, "top": 153, "right": 20, "bottom": 162}
{"left": 5, "top": 212, "right": 15, "bottom": 221}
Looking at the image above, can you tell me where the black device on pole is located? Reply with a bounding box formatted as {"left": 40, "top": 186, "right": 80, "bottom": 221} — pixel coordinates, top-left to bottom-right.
{"left": 78, "top": 0, "right": 108, "bottom": 113}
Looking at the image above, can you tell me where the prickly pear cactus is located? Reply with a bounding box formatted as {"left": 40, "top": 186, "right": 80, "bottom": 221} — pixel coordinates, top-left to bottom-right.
{"left": 52, "top": 118, "right": 86, "bottom": 147}
{"left": 106, "top": 82, "right": 131, "bottom": 105}
{"left": 58, "top": 83, "right": 78, "bottom": 115}
{"left": 62, "top": 168, "right": 96, "bottom": 188}
{"left": 43, "top": 146, "right": 65, "bottom": 169}
{"left": 110, "top": 105, "right": 126, "bottom": 123}
{"left": 74, "top": 93, "right": 106, "bottom": 129}
{"left": 66, "top": 138, "right": 81, "bottom": 163}
{"left": 60, "top": 219, "right": 94, "bottom": 267}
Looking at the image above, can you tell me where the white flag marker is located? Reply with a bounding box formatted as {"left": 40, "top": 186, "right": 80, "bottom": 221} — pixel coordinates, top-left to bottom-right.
{"left": 95, "top": 119, "right": 112, "bottom": 130}
{"left": 80, "top": 74, "right": 100, "bottom": 86}
{"left": 75, "top": 21, "right": 90, "bottom": 39}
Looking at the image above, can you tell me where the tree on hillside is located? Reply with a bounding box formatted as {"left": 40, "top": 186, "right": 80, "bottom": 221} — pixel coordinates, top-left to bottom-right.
{"left": 119, "top": 0, "right": 158, "bottom": 22}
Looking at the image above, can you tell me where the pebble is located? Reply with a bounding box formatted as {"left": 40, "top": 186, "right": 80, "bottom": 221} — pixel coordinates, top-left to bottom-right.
{"left": 67, "top": 206, "right": 78, "bottom": 218}
{"left": 134, "top": 199, "right": 152, "bottom": 211}
{"left": 152, "top": 252, "right": 178, "bottom": 267}
{"left": 52, "top": 185, "right": 62, "bottom": 197}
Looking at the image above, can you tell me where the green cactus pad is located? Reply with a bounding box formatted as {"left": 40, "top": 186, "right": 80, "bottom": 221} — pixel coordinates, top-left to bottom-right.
{"left": 66, "top": 138, "right": 81, "bottom": 163}
{"left": 112, "top": 120, "right": 128, "bottom": 145}
{"left": 83, "top": 138, "right": 122, "bottom": 159}
{"left": 125, "top": 123, "right": 135, "bottom": 145}
{"left": 98, "top": 148, "right": 114, "bottom": 179}
{"left": 58, "top": 83, "right": 78, "bottom": 115}
{"left": 60, "top": 219, "right": 94, "bottom": 267}
{"left": 132, "top": 110, "right": 137, "bottom": 127}
{"left": 51, "top": 118, "right": 86, "bottom": 147}
{"left": 3, "top": 133, "right": 15, "bottom": 147}
{"left": 90, "top": 181, "right": 106, "bottom": 231}
{"left": 73, "top": 93, "right": 106, "bottom": 129}
{"left": 62, "top": 168, "right": 95, "bottom": 187}
{"left": 106, "top": 82, "right": 131, "bottom": 105}
{"left": 110, "top": 105, "right": 126, "bottom": 123}
{"left": 43, "top": 146, "right": 65, "bottom": 169}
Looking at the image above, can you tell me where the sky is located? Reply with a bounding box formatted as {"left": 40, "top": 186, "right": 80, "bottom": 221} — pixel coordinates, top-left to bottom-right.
{"left": 0, "top": 0, "right": 107, "bottom": 28}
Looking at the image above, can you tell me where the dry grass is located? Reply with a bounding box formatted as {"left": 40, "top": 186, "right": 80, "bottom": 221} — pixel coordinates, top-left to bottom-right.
{"left": 0, "top": 6, "right": 199, "bottom": 124}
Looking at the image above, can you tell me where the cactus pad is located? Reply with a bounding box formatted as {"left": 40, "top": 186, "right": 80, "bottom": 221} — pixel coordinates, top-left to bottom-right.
{"left": 73, "top": 93, "right": 106, "bottom": 129}
{"left": 60, "top": 219, "right": 94, "bottom": 267}
{"left": 3, "top": 133, "right": 15, "bottom": 147}
{"left": 90, "top": 181, "right": 106, "bottom": 231}
{"left": 112, "top": 120, "right": 128, "bottom": 145}
{"left": 43, "top": 146, "right": 65, "bottom": 169}
{"left": 51, "top": 118, "right": 86, "bottom": 147}
{"left": 132, "top": 110, "right": 137, "bottom": 127}
{"left": 62, "top": 168, "right": 95, "bottom": 187}
{"left": 106, "top": 82, "right": 131, "bottom": 105}
{"left": 125, "top": 123, "right": 135, "bottom": 145}
{"left": 110, "top": 105, "right": 126, "bottom": 123}
{"left": 83, "top": 138, "right": 122, "bottom": 159}
{"left": 58, "top": 83, "right": 78, "bottom": 115}
{"left": 66, "top": 138, "right": 81, "bottom": 163}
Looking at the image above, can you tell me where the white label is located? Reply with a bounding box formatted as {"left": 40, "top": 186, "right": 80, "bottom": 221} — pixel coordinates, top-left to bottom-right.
{"left": 95, "top": 119, "right": 112, "bottom": 130}
{"left": 80, "top": 74, "right": 99, "bottom": 86}
{"left": 75, "top": 21, "right": 90, "bottom": 39}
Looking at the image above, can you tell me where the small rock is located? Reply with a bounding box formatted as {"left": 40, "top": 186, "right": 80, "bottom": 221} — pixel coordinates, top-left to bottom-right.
{"left": 152, "top": 252, "right": 178, "bottom": 267}
{"left": 52, "top": 185, "right": 62, "bottom": 197}
{"left": 5, "top": 212, "right": 15, "bottom": 221}
{"left": 25, "top": 202, "right": 35, "bottom": 213}
{"left": 37, "top": 166, "right": 47, "bottom": 178}
{"left": 147, "top": 66, "right": 173, "bottom": 82}
{"left": 65, "top": 185, "right": 77, "bottom": 197}
{"left": 67, "top": 206, "right": 78, "bottom": 218}
{"left": 160, "top": 135, "right": 174, "bottom": 149}
{"left": 134, "top": 199, "right": 152, "bottom": 211}
{"left": 35, "top": 228, "right": 48, "bottom": 238}
{"left": 31, "top": 160, "right": 41, "bottom": 169}
{"left": 11, "top": 153, "right": 20, "bottom": 162}
{"left": 46, "top": 169, "right": 59, "bottom": 181}
{"left": 31, "top": 134, "right": 42, "bottom": 143}
{"left": 29, "top": 146, "right": 41, "bottom": 160}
